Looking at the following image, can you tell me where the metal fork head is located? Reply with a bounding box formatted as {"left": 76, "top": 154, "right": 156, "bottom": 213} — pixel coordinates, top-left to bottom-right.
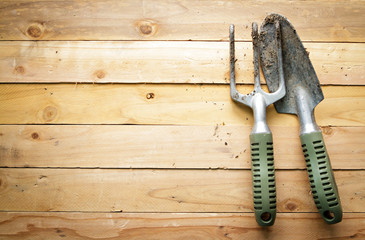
{"left": 229, "top": 21, "right": 285, "bottom": 108}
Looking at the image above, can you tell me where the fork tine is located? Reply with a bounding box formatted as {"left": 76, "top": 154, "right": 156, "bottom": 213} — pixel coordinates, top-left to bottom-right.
{"left": 229, "top": 24, "right": 236, "bottom": 89}
{"left": 252, "top": 22, "right": 261, "bottom": 89}
{"left": 230, "top": 24, "right": 241, "bottom": 101}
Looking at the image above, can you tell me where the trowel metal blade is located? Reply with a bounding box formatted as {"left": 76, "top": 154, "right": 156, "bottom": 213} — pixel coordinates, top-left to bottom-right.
{"left": 259, "top": 13, "right": 324, "bottom": 115}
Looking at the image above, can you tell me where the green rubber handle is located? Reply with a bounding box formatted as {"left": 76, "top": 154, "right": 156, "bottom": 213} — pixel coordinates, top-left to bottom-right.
{"left": 250, "top": 133, "right": 276, "bottom": 226}
{"left": 300, "top": 131, "right": 342, "bottom": 224}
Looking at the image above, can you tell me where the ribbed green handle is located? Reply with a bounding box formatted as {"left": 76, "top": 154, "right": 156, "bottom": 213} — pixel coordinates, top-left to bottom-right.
{"left": 250, "top": 133, "right": 276, "bottom": 226}
{"left": 300, "top": 131, "right": 342, "bottom": 224}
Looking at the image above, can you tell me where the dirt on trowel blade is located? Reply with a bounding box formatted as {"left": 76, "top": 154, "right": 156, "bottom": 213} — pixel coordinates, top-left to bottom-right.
{"left": 259, "top": 13, "right": 324, "bottom": 115}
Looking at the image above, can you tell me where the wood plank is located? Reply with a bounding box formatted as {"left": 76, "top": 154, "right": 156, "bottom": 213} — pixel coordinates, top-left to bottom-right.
{"left": 0, "top": 84, "right": 364, "bottom": 126}
{"left": 0, "top": 0, "right": 364, "bottom": 42}
{"left": 0, "top": 169, "right": 363, "bottom": 212}
{"left": 0, "top": 125, "right": 363, "bottom": 170}
{"left": 1, "top": 41, "right": 364, "bottom": 85}
{"left": 0, "top": 212, "right": 364, "bottom": 240}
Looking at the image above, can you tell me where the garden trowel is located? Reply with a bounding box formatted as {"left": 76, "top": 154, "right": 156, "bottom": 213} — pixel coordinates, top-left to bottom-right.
{"left": 259, "top": 13, "right": 342, "bottom": 224}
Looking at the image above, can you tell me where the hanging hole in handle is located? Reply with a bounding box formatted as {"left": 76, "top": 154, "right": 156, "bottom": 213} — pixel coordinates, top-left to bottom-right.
{"left": 260, "top": 212, "right": 272, "bottom": 222}
{"left": 323, "top": 210, "right": 335, "bottom": 220}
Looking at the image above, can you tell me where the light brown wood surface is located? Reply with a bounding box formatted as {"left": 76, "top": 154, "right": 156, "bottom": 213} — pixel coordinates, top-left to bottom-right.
{"left": 0, "top": 125, "right": 363, "bottom": 170}
{"left": 1, "top": 41, "right": 364, "bottom": 84}
{"left": 0, "top": 212, "right": 364, "bottom": 240}
{"left": 0, "top": 84, "right": 364, "bottom": 126}
{"left": 0, "top": 0, "right": 364, "bottom": 42}
{"left": 1, "top": 1, "right": 364, "bottom": 239}
{"left": 0, "top": 169, "right": 363, "bottom": 212}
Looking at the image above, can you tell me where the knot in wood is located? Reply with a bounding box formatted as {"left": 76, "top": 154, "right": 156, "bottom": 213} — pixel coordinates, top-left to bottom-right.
{"left": 136, "top": 20, "right": 158, "bottom": 37}
{"left": 26, "top": 23, "right": 44, "bottom": 39}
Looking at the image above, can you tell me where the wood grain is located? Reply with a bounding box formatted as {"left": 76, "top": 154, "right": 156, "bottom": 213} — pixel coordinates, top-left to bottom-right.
{"left": 0, "top": 169, "right": 363, "bottom": 212}
{"left": 0, "top": 0, "right": 364, "bottom": 42}
{"left": 0, "top": 125, "right": 363, "bottom": 170}
{"left": 0, "top": 212, "right": 364, "bottom": 240}
{"left": 0, "top": 84, "right": 364, "bottom": 126}
{"left": 1, "top": 41, "right": 364, "bottom": 85}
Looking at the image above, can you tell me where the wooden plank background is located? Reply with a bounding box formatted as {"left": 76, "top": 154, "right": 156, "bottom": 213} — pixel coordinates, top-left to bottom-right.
{"left": 1, "top": 41, "right": 364, "bottom": 84}
{"left": 0, "top": 1, "right": 364, "bottom": 239}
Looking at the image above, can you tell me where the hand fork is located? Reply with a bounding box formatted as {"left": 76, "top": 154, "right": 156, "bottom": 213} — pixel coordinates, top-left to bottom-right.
{"left": 229, "top": 22, "right": 285, "bottom": 226}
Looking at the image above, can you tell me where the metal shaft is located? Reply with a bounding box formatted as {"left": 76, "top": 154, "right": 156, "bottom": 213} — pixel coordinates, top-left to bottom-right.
{"left": 296, "top": 87, "right": 320, "bottom": 135}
